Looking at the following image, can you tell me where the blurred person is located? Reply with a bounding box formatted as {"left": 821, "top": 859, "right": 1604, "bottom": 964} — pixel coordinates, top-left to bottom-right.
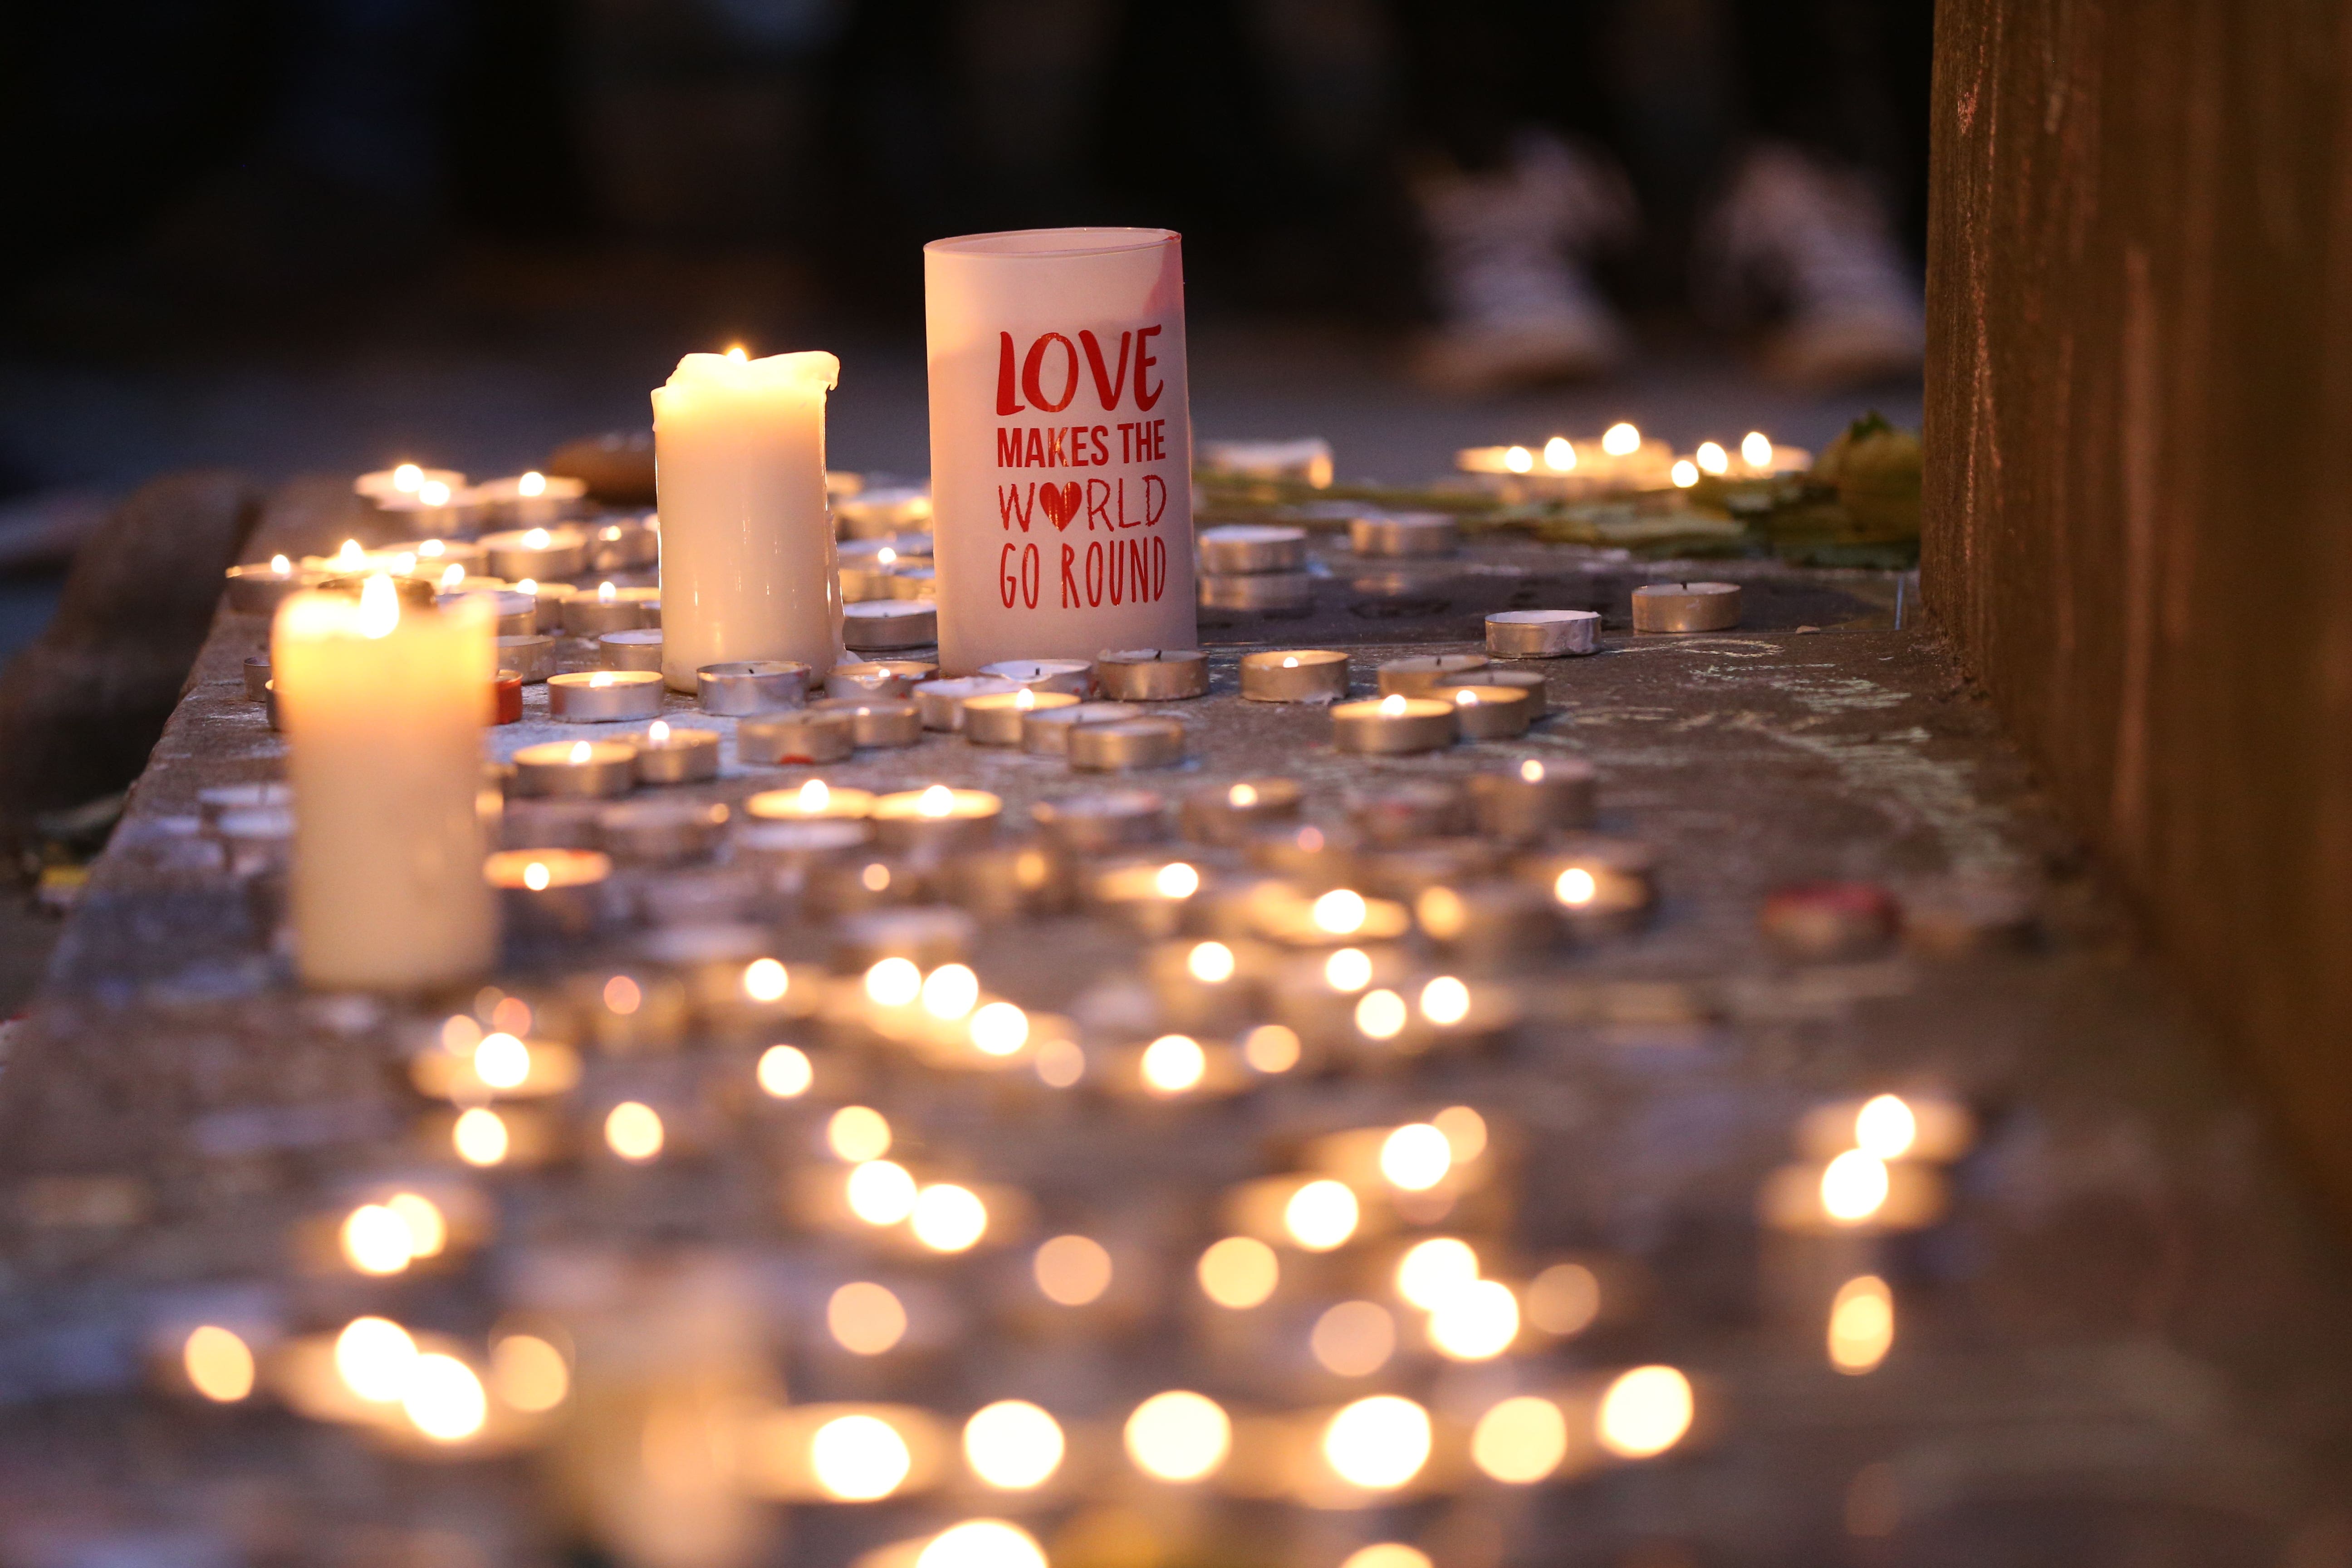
{"left": 1392, "top": 0, "right": 1931, "bottom": 391}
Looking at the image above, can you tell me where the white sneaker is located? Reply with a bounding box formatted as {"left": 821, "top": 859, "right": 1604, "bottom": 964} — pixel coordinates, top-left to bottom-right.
{"left": 1704, "top": 143, "right": 1925, "bottom": 388}
{"left": 1414, "top": 132, "right": 1637, "bottom": 392}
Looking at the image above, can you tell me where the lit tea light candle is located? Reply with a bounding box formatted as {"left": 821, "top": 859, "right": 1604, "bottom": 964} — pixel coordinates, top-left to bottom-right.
{"left": 1450, "top": 666, "right": 1548, "bottom": 714}
{"left": 1021, "top": 700, "right": 1132, "bottom": 756}
{"left": 828, "top": 659, "right": 935, "bottom": 698}
{"left": 632, "top": 719, "right": 722, "bottom": 784}
{"left": 1631, "top": 581, "right": 1741, "bottom": 632}
{"left": 1798, "top": 1092, "right": 1975, "bottom": 1163}
{"left": 1431, "top": 684, "right": 1531, "bottom": 740}
{"left": 1096, "top": 647, "right": 1210, "bottom": 701}
{"left": 516, "top": 579, "right": 576, "bottom": 634}
{"left": 871, "top": 786, "right": 1001, "bottom": 852}
{"left": 1377, "top": 653, "right": 1488, "bottom": 696}
{"left": 1759, "top": 1152, "right": 1945, "bottom": 1233}
{"left": 412, "top": 1026, "right": 584, "bottom": 1101}
{"left": 225, "top": 555, "right": 323, "bottom": 615}
{"left": 481, "top": 525, "right": 589, "bottom": 582}
{"left": 498, "top": 633, "right": 556, "bottom": 683}
{"left": 838, "top": 560, "right": 897, "bottom": 604}
{"left": 1486, "top": 609, "right": 1601, "bottom": 659}
{"left": 1240, "top": 650, "right": 1349, "bottom": 704}
{"left": 587, "top": 515, "right": 660, "bottom": 571}
{"left": 475, "top": 471, "right": 587, "bottom": 526}
{"left": 1031, "top": 789, "right": 1170, "bottom": 852}
{"left": 747, "top": 778, "right": 877, "bottom": 821}
{"left": 273, "top": 583, "right": 496, "bottom": 989}
{"left": 1198, "top": 524, "right": 1308, "bottom": 575}
{"left": 1088, "top": 858, "right": 1205, "bottom": 937}
{"left": 1070, "top": 717, "right": 1186, "bottom": 772}
{"left": 844, "top": 599, "right": 938, "bottom": 652}
{"left": 1331, "top": 695, "right": 1456, "bottom": 755}
{"left": 980, "top": 658, "right": 1093, "bottom": 696}
{"left": 484, "top": 848, "right": 612, "bottom": 939}
{"left": 965, "top": 687, "right": 1076, "bottom": 746}
{"left": 1522, "top": 838, "right": 1657, "bottom": 934}
{"left": 357, "top": 463, "right": 465, "bottom": 503}
{"left": 549, "top": 670, "right": 666, "bottom": 723}
{"left": 512, "top": 739, "right": 637, "bottom": 799}
{"left": 739, "top": 708, "right": 856, "bottom": 764}
{"left": 598, "top": 798, "right": 730, "bottom": 863}
{"left": 811, "top": 696, "right": 924, "bottom": 748}
{"left": 562, "top": 582, "right": 660, "bottom": 637}
{"left": 1349, "top": 510, "right": 1456, "bottom": 558}
{"left": 1181, "top": 777, "right": 1303, "bottom": 842}
{"left": 598, "top": 628, "right": 665, "bottom": 672}
{"left": 914, "top": 676, "right": 1020, "bottom": 730}
{"left": 654, "top": 349, "right": 843, "bottom": 689}
{"left": 1200, "top": 570, "right": 1315, "bottom": 611}
{"left": 1467, "top": 758, "right": 1596, "bottom": 839}
{"left": 1738, "top": 430, "right": 1813, "bottom": 475}
{"left": 694, "top": 659, "right": 810, "bottom": 715}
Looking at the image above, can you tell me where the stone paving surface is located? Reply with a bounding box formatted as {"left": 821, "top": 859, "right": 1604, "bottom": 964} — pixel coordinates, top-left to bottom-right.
{"left": 0, "top": 528, "right": 2346, "bottom": 1568}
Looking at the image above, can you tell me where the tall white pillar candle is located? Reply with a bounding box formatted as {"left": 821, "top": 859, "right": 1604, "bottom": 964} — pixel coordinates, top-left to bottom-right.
{"left": 651, "top": 350, "right": 843, "bottom": 692}
{"left": 925, "top": 228, "right": 1197, "bottom": 673}
{"left": 273, "top": 579, "right": 497, "bottom": 989}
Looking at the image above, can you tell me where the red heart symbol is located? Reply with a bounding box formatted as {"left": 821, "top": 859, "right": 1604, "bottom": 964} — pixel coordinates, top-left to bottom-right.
{"left": 1038, "top": 481, "right": 1082, "bottom": 532}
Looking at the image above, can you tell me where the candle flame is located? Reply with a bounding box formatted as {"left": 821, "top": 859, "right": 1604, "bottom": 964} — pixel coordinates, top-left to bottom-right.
{"left": 1229, "top": 782, "right": 1258, "bottom": 808}
{"left": 418, "top": 539, "right": 445, "bottom": 556}
{"left": 801, "top": 779, "right": 830, "bottom": 810}
{"left": 598, "top": 581, "right": 616, "bottom": 604}
{"left": 1671, "top": 460, "right": 1700, "bottom": 488}
{"left": 523, "top": 528, "right": 550, "bottom": 549}
{"left": 877, "top": 546, "right": 896, "bottom": 566}
{"left": 1519, "top": 759, "right": 1544, "bottom": 782}
{"left": 393, "top": 463, "right": 423, "bottom": 492}
{"left": 1602, "top": 422, "right": 1641, "bottom": 457}
{"left": 1379, "top": 694, "right": 1406, "bottom": 716}
{"left": 392, "top": 553, "right": 416, "bottom": 576}
{"left": 419, "top": 480, "right": 451, "bottom": 506}
{"left": 1695, "top": 441, "right": 1729, "bottom": 475}
{"left": 1282, "top": 656, "right": 1298, "bottom": 668}
{"left": 1504, "top": 445, "right": 1534, "bottom": 474}
{"left": 1014, "top": 687, "right": 1035, "bottom": 710}
{"left": 569, "top": 741, "right": 591, "bottom": 764}
{"left": 519, "top": 471, "right": 546, "bottom": 498}
{"left": 725, "top": 344, "right": 748, "bottom": 361}
{"left": 441, "top": 564, "right": 465, "bottom": 587}
{"left": 524, "top": 861, "right": 551, "bottom": 892}
{"left": 515, "top": 578, "right": 538, "bottom": 595}
{"left": 337, "top": 539, "right": 366, "bottom": 569}
{"left": 1455, "top": 689, "right": 1480, "bottom": 706}
{"left": 589, "top": 672, "right": 613, "bottom": 687}
{"left": 648, "top": 720, "right": 670, "bottom": 745}
{"left": 1742, "top": 431, "right": 1774, "bottom": 469}
{"left": 1543, "top": 436, "right": 1575, "bottom": 471}
{"left": 917, "top": 785, "right": 956, "bottom": 818}
{"left": 356, "top": 574, "right": 401, "bottom": 638}
{"left": 270, "top": 554, "right": 291, "bottom": 575}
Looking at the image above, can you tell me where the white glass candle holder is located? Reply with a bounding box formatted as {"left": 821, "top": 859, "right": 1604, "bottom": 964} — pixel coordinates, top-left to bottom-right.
{"left": 924, "top": 227, "right": 1197, "bottom": 671}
